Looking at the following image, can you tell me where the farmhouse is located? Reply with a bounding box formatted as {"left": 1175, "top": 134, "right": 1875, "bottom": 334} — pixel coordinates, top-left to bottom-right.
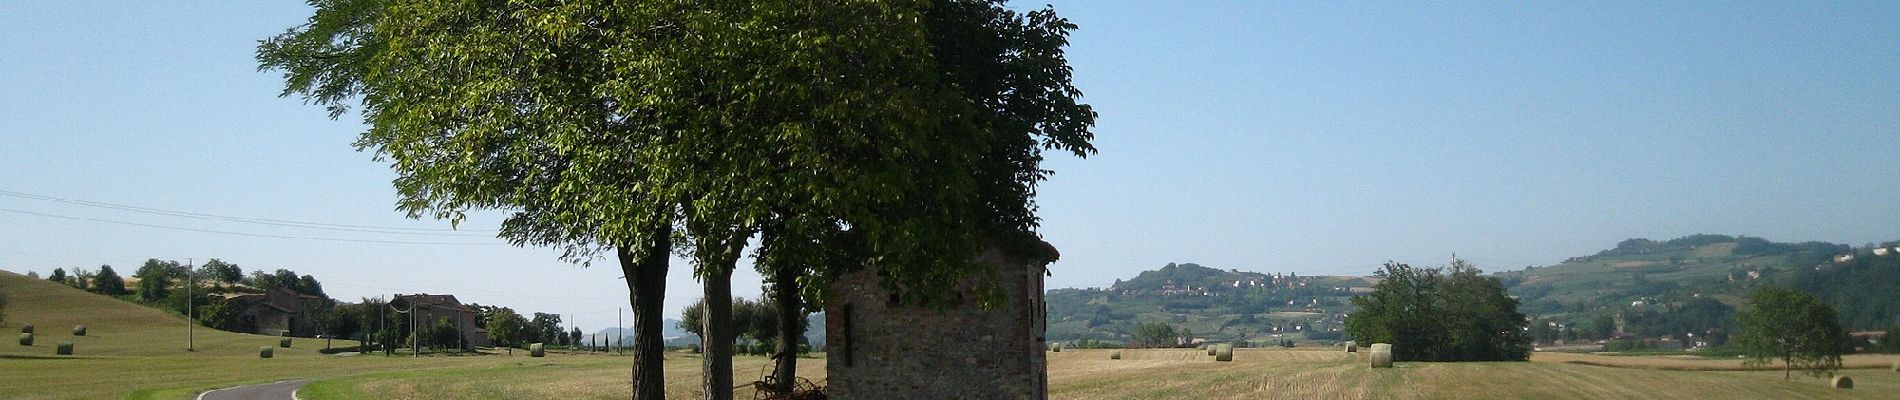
{"left": 391, "top": 293, "right": 492, "bottom": 350}
{"left": 826, "top": 240, "right": 1058, "bottom": 399}
{"left": 220, "top": 286, "right": 326, "bottom": 336}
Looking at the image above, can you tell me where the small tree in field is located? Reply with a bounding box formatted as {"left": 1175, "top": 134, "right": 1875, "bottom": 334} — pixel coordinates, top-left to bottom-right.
{"left": 1736, "top": 287, "right": 1847, "bottom": 379}
{"left": 92, "top": 266, "right": 127, "bottom": 296}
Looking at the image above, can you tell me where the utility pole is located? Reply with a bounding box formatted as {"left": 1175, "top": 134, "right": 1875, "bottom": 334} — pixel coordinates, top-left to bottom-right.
{"left": 186, "top": 258, "right": 194, "bottom": 352}
{"left": 617, "top": 307, "right": 623, "bottom": 356}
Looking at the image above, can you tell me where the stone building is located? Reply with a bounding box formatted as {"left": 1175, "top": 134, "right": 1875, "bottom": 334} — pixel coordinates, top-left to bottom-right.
{"left": 223, "top": 286, "right": 326, "bottom": 336}
{"left": 825, "top": 241, "right": 1057, "bottom": 399}
{"left": 391, "top": 293, "right": 492, "bottom": 350}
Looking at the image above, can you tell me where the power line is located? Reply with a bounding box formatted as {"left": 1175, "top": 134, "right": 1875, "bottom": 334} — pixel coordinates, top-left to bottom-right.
{"left": 0, "top": 207, "right": 503, "bottom": 246}
{"left": 0, "top": 188, "right": 497, "bottom": 236}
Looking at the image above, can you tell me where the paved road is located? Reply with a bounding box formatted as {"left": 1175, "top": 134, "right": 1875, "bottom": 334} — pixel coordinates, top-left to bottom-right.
{"left": 198, "top": 379, "right": 309, "bottom": 400}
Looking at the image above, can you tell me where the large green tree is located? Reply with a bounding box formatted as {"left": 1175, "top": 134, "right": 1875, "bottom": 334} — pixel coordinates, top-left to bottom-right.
{"left": 485, "top": 307, "right": 527, "bottom": 355}
{"left": 135, "top": 259, "right": 183, "bottom": 302}
{"left": 92, "top": 265, "right": 128, "bottom": 296}
{"left": 1736, "top": 286, "right": 1847, "bottom": 379}
{"left": 261, "top": 1, "right": 1091, "bottom": 398}
{"left": 1345, "top": 260, "right": 1530, "bottom": 362}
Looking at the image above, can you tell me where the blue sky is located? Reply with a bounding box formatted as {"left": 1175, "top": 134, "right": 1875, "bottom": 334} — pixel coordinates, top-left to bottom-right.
{"left": 2, "top": 1, "right": 1896, "bottom": 322}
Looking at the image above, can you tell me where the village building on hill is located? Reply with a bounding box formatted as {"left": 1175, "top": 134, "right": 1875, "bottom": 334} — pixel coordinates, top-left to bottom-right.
{"left": 391, "top": 293, "right": 492, "bottom": 350}
{"left": 220, "top": 286, "right": 326, "bottom": 336}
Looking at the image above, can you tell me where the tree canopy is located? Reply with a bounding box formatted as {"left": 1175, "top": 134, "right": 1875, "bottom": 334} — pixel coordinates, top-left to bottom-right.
{"left": 1345, "top": 260, "right": 1530, "bottom": 362}
{"left": 1736, "top": 286, "right": 1847, "bottom": 379}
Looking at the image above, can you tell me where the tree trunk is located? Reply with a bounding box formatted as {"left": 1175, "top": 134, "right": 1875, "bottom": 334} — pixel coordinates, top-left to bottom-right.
{"left": 620, "top": 224, "right": 672, "bottom": 400}
{"left": 770, "top": 260, "right": 804, "bottom": 394}
{"left": 701, "top": 267, "right": 735, "bottom": 400}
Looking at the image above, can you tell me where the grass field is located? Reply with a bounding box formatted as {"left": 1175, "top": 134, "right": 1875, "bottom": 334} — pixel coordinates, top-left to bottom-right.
{"left": 5, "top": 269, "right": 1898, "bottom": 399}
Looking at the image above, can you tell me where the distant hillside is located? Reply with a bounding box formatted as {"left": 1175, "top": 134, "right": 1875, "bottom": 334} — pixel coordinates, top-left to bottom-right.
{"left": 0, "top": 269, "right": 352, "bottom": 358}
{"left": 1494, "top": 234, "right": 1900, "bottom": 342}
{"left": 1045, "top": 263, "right": 1376, "bottom": 345}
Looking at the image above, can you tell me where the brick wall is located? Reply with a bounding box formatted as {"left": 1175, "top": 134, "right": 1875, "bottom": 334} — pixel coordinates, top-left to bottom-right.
{"left": 826, "top": 243, "right": 1054, "bottom": 400}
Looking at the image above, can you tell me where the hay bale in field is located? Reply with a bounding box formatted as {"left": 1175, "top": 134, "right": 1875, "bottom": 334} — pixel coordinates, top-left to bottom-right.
{"left": 1207, "top": 345, "right": 1218, "bottom": 356}
{"left": 1890, "top": 361, "right": 1898, "bottom": 372}
{"left": 529, "top": 343, "right": 546, "bottom": 357}
{"left": 280, "top": 337, "right": 293, "bottom": 348}
{"left": 19, "top": 332, "right": 33, "bottom": 346}
{"left": 1051, "top": 342, "right": 1063, "bottom": 352}
{"left": 281, "top": 330, "right": 291, "bottom": 337}
{"left": 72, "top": 325, "right": 86, "bottom": 336}
{"left": 1830, "top": 375, "right": 1852, "bottom": 389}
{"left": 56, "top": 342, "right": 73, "bottom": 355}
{"left": 20, "top": 323, "right": 32, "bottom": 334}
{"left": 259, "top": 346, "right": 274, "bottom": 359}
{"left": 1368, "top": 343, "right": 1393, "bottom": 368}
{"left": 1109, "top": 350, "right": 1122, "bottom": 360}
{"left": 1214, "top": 344, "right": 1233, "bottom": 362}
{"left": 1345, "top": 340, "right": 1357, "bottom": 353}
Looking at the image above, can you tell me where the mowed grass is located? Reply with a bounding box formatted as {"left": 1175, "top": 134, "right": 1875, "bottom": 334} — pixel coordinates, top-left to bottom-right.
{"left": 294, "top": 348, "right": 1899, "bottom": 400}
{"left": 1046, "top": 348, "right": 1898, "bottom": 399}
{"left": 301, "top": 353, "right": 828, "bottom": 400}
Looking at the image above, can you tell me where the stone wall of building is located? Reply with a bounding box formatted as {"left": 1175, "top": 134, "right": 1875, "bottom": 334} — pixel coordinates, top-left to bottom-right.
{"left": 825, "top": 242, "right": 1055, "bottom": 400}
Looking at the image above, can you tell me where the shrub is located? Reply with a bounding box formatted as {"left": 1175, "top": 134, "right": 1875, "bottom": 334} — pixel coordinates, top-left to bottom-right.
{"left": 19, "top": 333, "right": 32, "bottom": 346}
{"left": 1214, "top": 344, "right": 1233, "bottom": 362}
{"left": 530, "top": 343, "right": 546, "bottom": 357}
{"left": 280, "top": 337, "right": 293, "bottom": 348}
{"left": 20, "top": 323, "right": 32, "bottom": 334}
{"left": 72, "top": 325, "right": 86, "bottom": 336}
{"left": 1369, "top": 343, "right": 1393, "bottom": 368}
{"left": 57, "top": 342, "right": 73, "bottom": 355}
{"left": 1109, "top": 350, "right": 1122, "bottom": 360}
{"left": 1830, "top": 375, "right": 1852, "bottom": 389}
{"left": 259, "top": 346, "right": 274, "bottom": 358}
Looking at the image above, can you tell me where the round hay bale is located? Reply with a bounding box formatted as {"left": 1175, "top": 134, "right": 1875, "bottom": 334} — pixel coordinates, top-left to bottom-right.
{"left": 281, "top": 330, "right": 291, "bottom": 337}
{"left": 72, "top": 325, "right": 86, "bottom": 336}
{"left": 1109, "top": 350, "right": 1122, "bottom": 360}
{"left": 19, "top": 332, "right": 33, "bottom": 346}
{"left": 1215, "top": 344, "right": 1234, "bottom": 362}
{"left": 1890, "top": 361, "right": 1898, "bottom": 372}
{"left": 1830, "top": 375, "right": 1852, "bottom": 389}
{"left": 1346, "top": 340, "right": 1358, "bottom": 353}
{"left": 280, "top": 337, "right": 293, "bottom": 348}
{"left": 259, "top": 346, "right": 274, "bottom": 359}
{"left": 1207, "top": 345, "right": 1218, "bottom": 356}
{"left": 1368, "top": 343, "right": 1393, "bottom": 368}
{"left": 56, "top": 342, "right": 74, "bottom": 355}
{"left": 1051, "top": 342, "right": 1063, "bottom": 352}
{"left": 20, "top": 323, "right": 33, "bottom": 334}
{"left": 529, "top": 343, "right": 546, "bottom": 357}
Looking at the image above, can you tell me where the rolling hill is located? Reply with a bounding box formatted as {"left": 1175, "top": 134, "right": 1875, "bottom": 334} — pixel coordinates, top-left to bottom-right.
{"left": 0, "top": 269, "right": 354, "bottom": 359}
